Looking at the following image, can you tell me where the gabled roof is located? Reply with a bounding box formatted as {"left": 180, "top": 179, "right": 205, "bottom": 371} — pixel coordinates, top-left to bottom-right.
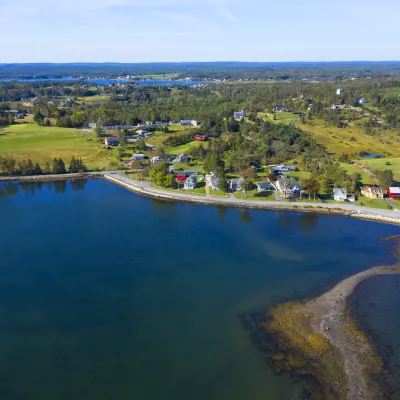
{"left": 333, "top": 188, "right": 347, "bottom": 194}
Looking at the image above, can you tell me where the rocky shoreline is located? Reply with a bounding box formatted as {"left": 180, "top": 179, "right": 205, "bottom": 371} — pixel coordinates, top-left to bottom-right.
{"left": 262, "top": 265, "right": 400, "bottom": 400}
{"left": 103, "top": 172, "right": 400, "bottom": 227}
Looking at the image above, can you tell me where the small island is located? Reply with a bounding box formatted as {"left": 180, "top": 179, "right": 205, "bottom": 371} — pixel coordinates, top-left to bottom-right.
{"left": 262, "top": 265, "right": 400, "bottom": 400}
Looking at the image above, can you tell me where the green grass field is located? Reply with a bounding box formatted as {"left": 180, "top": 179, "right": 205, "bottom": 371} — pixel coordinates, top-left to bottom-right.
{"left": 0, "top": 124, "right": 116, "bottom": 170}
{"left": 299, "top": 119, "right": 400, "bottom": 157}
{"left": 355, "top": 198, "right": 391, "bottom": 210}
{"left": 233, "top": 189, "right": 276, "bottom": 201}
{"left": 355, "top": 157, "right": 400, "bottom": 181}
{"left": 164, "top": 140, "right": 209, "bottom": 155}
{"left": 258, "top": 112, "right": 301, "bottom": 125}
{"left": 339, "top": 163, "right": 376, "bottom": 185}
{"left": 78, "top": 95, "right": 110, "bottom": 104}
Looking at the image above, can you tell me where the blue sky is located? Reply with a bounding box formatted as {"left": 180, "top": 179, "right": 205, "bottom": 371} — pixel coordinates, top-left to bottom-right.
{"left": 1, "top": 0, "right": 399, "bottom": 62}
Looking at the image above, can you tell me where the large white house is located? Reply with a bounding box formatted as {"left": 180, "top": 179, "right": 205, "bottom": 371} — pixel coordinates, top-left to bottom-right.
{"left": 179, "top": 120, "right": 199, "bottom": 126}
{"left": 276, "top": 178, "right": 301, "bottom": 197}
{"left": 184, "top": 176, "right": 197, "bottom": 190}
{"left": 333, "top": 188, "right": 347, "bottom": 201}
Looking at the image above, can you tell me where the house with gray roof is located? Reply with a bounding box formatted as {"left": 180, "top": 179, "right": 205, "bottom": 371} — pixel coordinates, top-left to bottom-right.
{"left": 184, "top": 176, "right": 197, "bottom": 190}
{"left": 256, "top": 181, "right": 273, "bottom": 192}
{"left": 276, "top": 178, "right": 301, "bottom": 197}
{"left": 230, "top": 177, "right": 244, "bottom": 192}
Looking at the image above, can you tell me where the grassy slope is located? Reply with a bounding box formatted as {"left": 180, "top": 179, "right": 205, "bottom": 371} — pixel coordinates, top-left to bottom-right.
{"left": 298, "top": 119, "right": 400, "bottom": 157}
{"left": 339, "top": 163, "right": 376, "bottom": 185}
{"left": 355, "top": 158, "right": 400, "bottom": 181}
{"left": 164, "top": 141, "right": 209, "bottom": 155}
{"left": 0, "top": 124, "right": 115, "bottom": 169}
{"left": 258, "top": 112, "right": 301, "bottom": 125}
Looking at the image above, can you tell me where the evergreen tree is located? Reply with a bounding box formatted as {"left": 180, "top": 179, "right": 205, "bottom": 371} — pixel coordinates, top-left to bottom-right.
{"left": 69, "top": 156, "right": 77, "bottom": 173}
{"left": 52, "top": 158, "right": 59, "bottom": 174}
{"left": 58, "top": 158, "right": 67, "bottom": 174}
{"left": 216, "top": 166, "right": 229, "bottom": 192}
{"left": 43, "top": 161, "right": 51, "bottom": 175}
{"left": 33, "top": 162, "right": 43, "bottom": 175}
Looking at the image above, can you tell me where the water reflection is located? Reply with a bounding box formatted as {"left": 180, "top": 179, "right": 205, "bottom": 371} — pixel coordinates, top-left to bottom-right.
{"left": 239, "top": 210, "right": 252, "bottom": 224}
{"left": 296, "top": 213, "right": 318, "bottom": 230}
{"left": 70, "top": 179, "right": 88, "bottom": 192}
{"left": 53, "top": 180, "right": 67, "bottom": 194}
{"left": 216, "top": 206, "right": 227, "bottom": 220}
{"left": 0, "top": 183, "right": 18, "bottom": 199}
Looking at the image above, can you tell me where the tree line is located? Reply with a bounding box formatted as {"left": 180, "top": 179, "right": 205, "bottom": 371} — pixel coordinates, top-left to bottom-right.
{"left": 0, "top": 156, "right": 87, "bottom": 176}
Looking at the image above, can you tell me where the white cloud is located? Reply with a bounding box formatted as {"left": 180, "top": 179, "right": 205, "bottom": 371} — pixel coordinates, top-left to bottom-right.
{"left": 213, "top": 1, "right": 241, "bottom": 21}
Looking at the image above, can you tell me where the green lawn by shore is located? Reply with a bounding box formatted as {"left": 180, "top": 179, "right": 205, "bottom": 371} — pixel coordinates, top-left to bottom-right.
{"left": 0, "top": 124, "right": 116, "bottom": 170}
{"left": 355, "top": 158, "right": 400, "bottom": 181}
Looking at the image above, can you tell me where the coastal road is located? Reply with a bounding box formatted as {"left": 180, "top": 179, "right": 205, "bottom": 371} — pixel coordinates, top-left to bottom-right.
{"left": 104, "top": 172, "right": 400, "bottom": 225}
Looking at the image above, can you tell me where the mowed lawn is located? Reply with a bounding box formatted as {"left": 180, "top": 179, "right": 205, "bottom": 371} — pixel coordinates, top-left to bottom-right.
{"left": 258, "top": 112, "right": 301, "bottom": 125}
{"left": 299, "top": 119, "right": 400, "bottom": 157}
{"left": 0, "top": 124, "right": 115, "bottom": 170}
{"left": 355, "top": 158, "right": 400, "bottom": 181}
{"left": 164, "top": 140, "right": 209, "bottom": 155}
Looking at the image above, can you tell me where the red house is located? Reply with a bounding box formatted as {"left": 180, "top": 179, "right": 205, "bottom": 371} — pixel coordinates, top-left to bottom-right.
{"left": 195, "top": 135, "right": 208, "bottom": 141}
{"left": 388, "top": 187, "right": 400, "bottom": 199}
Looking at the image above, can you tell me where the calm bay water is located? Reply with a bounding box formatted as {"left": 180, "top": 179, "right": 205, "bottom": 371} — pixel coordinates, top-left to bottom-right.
{"left": 0, "top": 78, "right": 207, "bottom": 86}
{"left": 0, "top": 179, "right": 399, "bottom": 400}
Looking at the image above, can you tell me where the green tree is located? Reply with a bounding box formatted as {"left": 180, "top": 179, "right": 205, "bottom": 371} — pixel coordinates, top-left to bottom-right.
{"left": 33, "top": 111, "right": 45, "bottom": 125}
{"left": 43, "top": 162, "right": 51, "bottom": 175}
{"left": 164, "top": 173, "right": 176, "bottom": 188}
{"left": 241, "top": 178, "right": 255, "bottom": 191}
{"left": 216, "top": 166, "right": 229, "bottom": 192}
{"left": 94, "top": 126, "right": 103, "bottom": 138}
{"left": 33, "top": 162, "right": 43, "bottom": 175}
{"left": 136, "top": 139, "right": 147, "bottom": 151}
{"left": 52, "top": 158, "right": 67, "bottom": 174}
{"left": 375, "top": 169, "right": 394, "bottom": 188}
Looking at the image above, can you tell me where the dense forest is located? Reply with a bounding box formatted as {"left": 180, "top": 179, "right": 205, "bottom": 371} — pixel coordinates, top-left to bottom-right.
{"left": 2, "top": 77, "right": 400, "bottom": 131}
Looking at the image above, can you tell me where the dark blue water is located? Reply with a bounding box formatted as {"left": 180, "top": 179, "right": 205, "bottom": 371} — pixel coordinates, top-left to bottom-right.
{"left": 0, "top": 78, "right": 206, "bottom": 86}
{"left": 0, "top": 179, "right": 399, "bottom": 400}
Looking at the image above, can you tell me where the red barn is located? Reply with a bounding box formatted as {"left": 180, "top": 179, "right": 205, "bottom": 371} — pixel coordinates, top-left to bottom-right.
{"left": 195, "top": 135, "right": 208, "bottom": 141}
{"left": 388, "top": 187, "right": 400, "bottom": 199}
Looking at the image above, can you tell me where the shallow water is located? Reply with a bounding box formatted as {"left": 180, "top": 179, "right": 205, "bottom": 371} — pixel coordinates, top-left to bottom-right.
{"left": 350, "top": 274, "right": 400, "bottom": 399}
{"left": 0, "top": 179, "right": 398, "bottom": 400}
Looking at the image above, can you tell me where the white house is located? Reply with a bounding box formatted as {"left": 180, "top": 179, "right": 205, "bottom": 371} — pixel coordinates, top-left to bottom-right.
{"left": 333, "top": 188, "right": 347, "bottom": 201}
{"left": 269, "top": 164, "right": 296, "bottom": 174}
{"left": 173, "top": 153, "right": 189, "bottom": 164}
{"left": 180, "top": 120, "right": 198, "bottom": 126}
{"left": 209, "top": 177, "right": 220, "bottom": 190}
{"left": 132, "top": 154, "right": 146, "bottom": 161}
{"left": 234, "top": 110, "right": 246, "bottom": 119}
{"left": 151, "top": 156, "right": 162, "bottom": 164}
{"left": 184, "top": 176, "right": 197, "bottom": 190}
{"left": 276, "top": 178, "right": 301, "bottom": 197}
{"left": 336, "top": 88, "right": 345, "bottom": 95}
{"left": 137, "top": 130, "right": 151, "bottom": 138}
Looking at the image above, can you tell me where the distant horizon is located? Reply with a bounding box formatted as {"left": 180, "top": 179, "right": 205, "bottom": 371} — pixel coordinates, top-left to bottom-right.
{"left": 1, "top": 60, "right": 400, "bottom": 65}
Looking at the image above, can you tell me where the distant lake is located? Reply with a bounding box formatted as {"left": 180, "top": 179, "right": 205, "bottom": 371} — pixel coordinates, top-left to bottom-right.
{"left": 0, "top": 179, "right": 399, "bottom": 400}
{"left": 0, "top": 78, "right": 207, "bottom": 86}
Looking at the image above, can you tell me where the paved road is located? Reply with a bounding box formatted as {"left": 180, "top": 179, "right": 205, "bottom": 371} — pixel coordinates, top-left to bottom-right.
{"left": 104, "top": 172, "right": 400, "bottom": 224}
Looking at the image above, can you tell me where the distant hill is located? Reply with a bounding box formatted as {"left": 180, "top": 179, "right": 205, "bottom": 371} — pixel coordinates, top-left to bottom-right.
{"left": 1, "top": 61, "right": 400, "bottom": 80}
